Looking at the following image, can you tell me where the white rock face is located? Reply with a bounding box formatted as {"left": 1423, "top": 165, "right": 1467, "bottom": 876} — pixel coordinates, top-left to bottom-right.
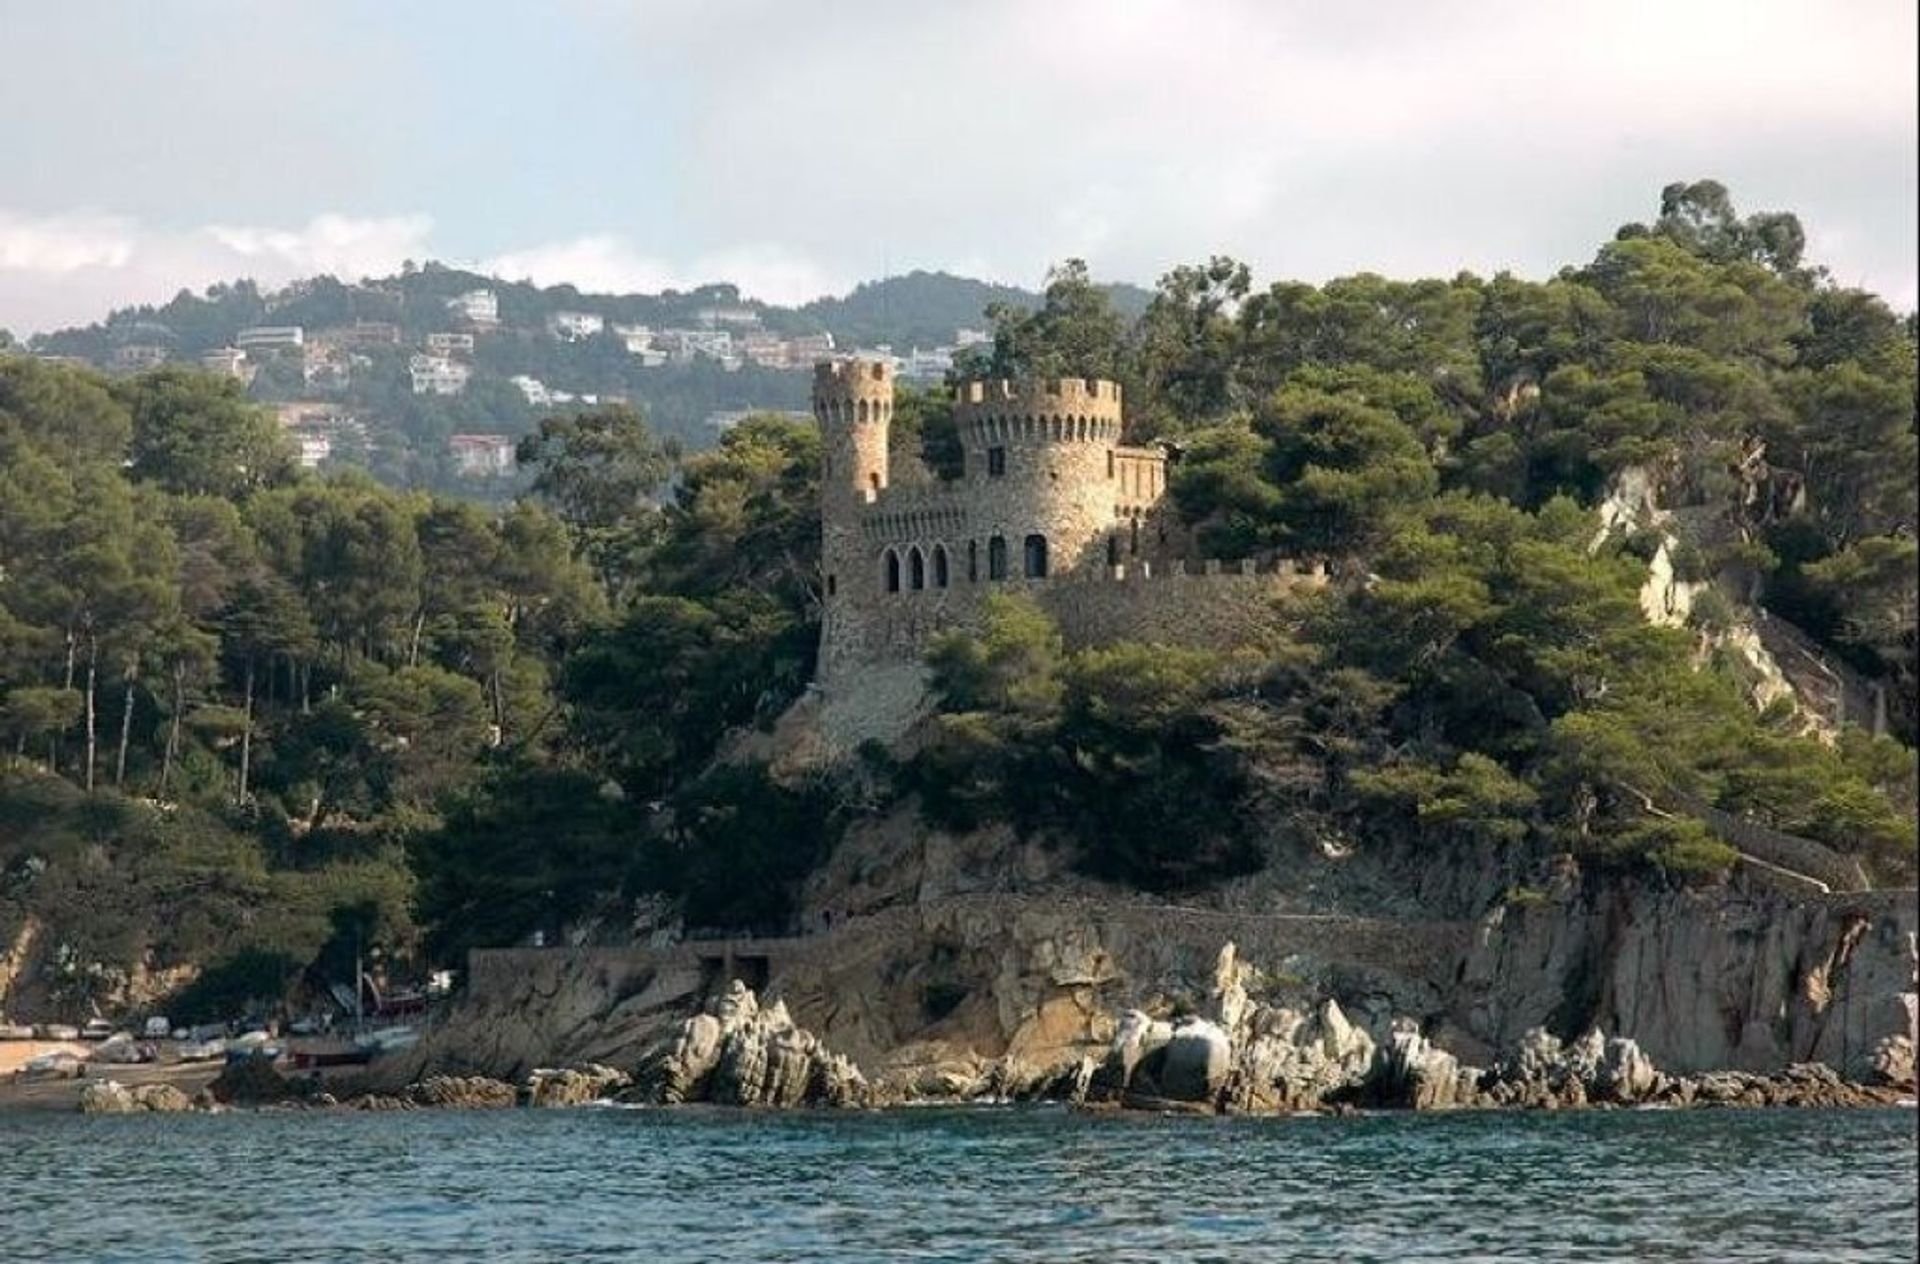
{"left": 633, "top": 981, "right": 871, "bottom": 1108}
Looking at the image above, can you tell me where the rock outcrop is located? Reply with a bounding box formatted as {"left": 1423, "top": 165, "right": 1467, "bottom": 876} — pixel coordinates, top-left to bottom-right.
{"left": 527, "top": 1064, "right": 631, "bottom": 1108}
{"left": 77, "top": 1080, "right": 196, "bottom": 1114}
{"left": 630, "top": 981, "right": 873, "bottom": 1108}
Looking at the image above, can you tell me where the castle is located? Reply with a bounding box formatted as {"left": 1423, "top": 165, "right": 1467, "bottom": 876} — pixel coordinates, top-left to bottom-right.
{"left": 812, "top": 358, "right": 1324, "bottom": 691}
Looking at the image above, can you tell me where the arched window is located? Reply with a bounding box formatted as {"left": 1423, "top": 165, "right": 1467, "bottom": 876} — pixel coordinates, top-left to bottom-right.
{"left": 884, "top": 549, "right": 901, "bottom": 593}
{"left": 967, "top": 540, "right": 979, "bottom": 582}
{"left": 1130, "top": 516, "right": 1141, "bottom": 556}
{"left": 1107, "top": 450, "right": 1115, "bottom": 479}
{"left": 1106, "top": 534, "right": 1119, "bottom": 566}
{"left": 933, "top": 545, "right": 949, "bottom": 588}
{"left": 827, "top": 573, "right": 837, "bottom": 596}
{"left": 987, "top": 535, "right": 1007, "bottom": 581}
{"left": 909, "top": 547, "right": 926, "bottom": 591}
{"left": 1024, "top": 534, "right": 1048, "bottom": 579}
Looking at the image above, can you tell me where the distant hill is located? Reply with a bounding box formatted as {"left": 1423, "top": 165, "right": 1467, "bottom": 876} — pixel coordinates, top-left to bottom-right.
{"left": 22, "top": 263, "right": 1155, "bottom": 498}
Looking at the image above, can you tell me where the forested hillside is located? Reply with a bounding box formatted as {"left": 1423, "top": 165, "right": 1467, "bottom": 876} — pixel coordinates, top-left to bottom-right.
{"left": 22, "top": 268, "right": 1084, "bottom": 495}
{"left": 0, "top": 181, "right": 1912, "bottom": 1024}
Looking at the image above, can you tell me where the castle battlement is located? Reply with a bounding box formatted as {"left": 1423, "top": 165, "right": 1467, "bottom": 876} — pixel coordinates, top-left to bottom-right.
{"left": 955, "top": 376, "right": 1123, "bottom": 410}
{"left": 815, "top": 359, "right": 894, "bottom": 391}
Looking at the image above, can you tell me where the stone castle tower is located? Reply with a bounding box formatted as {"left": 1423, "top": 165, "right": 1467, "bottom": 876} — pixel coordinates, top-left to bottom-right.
{"left": 812, "top": 358, "right": 1321, "bottom": 695}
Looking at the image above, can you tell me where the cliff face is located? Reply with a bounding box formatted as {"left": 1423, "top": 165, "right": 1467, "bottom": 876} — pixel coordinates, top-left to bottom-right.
{"left": 406, "top": 804, "right": 1915, "bottom": 1092}
{"left": 1460, "top": 878, "right": 1915, "bottom": 1079}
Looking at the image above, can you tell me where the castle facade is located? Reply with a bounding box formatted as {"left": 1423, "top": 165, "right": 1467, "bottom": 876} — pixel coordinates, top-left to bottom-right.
{"left": 813, "top": 359, "right": 1322, "bottom": 688}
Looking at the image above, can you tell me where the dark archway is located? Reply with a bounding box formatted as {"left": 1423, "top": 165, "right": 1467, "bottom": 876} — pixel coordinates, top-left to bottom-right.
{"left": 884, "top": 549, "right": 901, "bottom": 593}
{"left": 933, "top": 545, "right": 950, "bottom": 588}
{"left": 988, "top": 535, "right": 1008, "bottom": 581}
{"left": 909, "top": 547, "right": 926, "bottom": 591}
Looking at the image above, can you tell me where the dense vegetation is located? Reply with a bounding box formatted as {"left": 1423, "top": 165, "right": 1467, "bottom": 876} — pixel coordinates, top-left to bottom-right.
{"left": 1, "top": 181, "right": 1912, "bottom": 1020}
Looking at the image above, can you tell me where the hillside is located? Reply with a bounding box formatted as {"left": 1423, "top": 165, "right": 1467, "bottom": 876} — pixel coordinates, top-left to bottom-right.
{"left": 22, "top": 267, "right": 1122, "bottom": 499}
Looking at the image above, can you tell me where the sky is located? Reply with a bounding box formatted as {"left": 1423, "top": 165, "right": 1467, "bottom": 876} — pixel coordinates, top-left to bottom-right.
{"left": 0, "top": 0, "right": 1914, "bottom": 336}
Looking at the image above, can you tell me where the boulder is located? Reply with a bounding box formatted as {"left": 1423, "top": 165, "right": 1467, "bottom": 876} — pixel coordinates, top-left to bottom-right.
{"left": 1368, "top": 1018, "right": 1479, "bottom": 1110}
{"left": 527, "top": 1064, "right": 632, "bottom": 1108}
{"left": 1087, "top": 1009, "right": 1172, "bottom": 1102}
{"left": 1158, "top": 1018, "right": 1233, "bottom": 1103}
{"left": 1869, "top": 1034, "right": 1914, "bottom": 1089}
{"left": 77, "top": 1080, "right": 135, "bottom": 1114}
{"left": 208, "top": 1058, "right": 299, "bottom": 1106}
{"left": 406, "top": 1075, "right": 516, "bottom": 1109}
{"left": 78, "top": 1080, "right": 195, "bottom": 1114}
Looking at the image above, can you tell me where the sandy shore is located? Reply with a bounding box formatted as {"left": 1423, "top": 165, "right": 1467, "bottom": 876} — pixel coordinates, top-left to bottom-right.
{"left": 0, "top": 1045, "right": 223, "bottom": 1113}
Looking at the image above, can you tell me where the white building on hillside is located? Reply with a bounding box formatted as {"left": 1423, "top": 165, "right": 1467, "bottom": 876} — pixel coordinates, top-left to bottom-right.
{"left": 236, "top": 325, "right": 305, "bottom": 350}
{"left": 199, "top": 347, "right": 249, "bottom": 379}
{"left": 425, "top": 332, "right": 475, "bottom": 355}
{"left": 410, "top": 354, "right": 471, "bottom": 396}
{"left": 449, "top": 434, "right": 516, "bottom": 477}
{"left": 548, "top": 311, "right": 605, "bottom": 341}
{"left": 447, "top": 289, "right": 499, "bottom": 327}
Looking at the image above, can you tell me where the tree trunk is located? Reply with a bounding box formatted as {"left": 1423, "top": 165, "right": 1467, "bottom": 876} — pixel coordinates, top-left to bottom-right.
{"left": 300, "top": 660, "right": 311, "bottom": 715}
{"left": 161, "top": 662, "right": 184, "bottom": 797}
{"left": 84, "top": 645, "right": 98, "bottom": 793}
{"left": 115, "top": 670, "right": 136, "bottom": 789}
{"left": 238, "top": 656, "right": 255, "bottom": 805}
{"left": 408, "top": 611, "right": 425, "bottom": 668}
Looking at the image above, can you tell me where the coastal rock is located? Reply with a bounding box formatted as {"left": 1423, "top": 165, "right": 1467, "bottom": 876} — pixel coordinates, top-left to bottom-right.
{"left": 1223, "top": 999, "right": 1376, "bottom": 1114}
{"left": 78, "top": 1080, "right": 196, "bottom": 1114}
{"left": 527, "top": 1064, "right": 632, "bottom": 1108}
{"left": 208, "top": 1058, "right": 299, "bottom": 1106}
{"left": 1484, "top": 1027, "right": 1663, "bottom": 1106}
{"left": 1087, "top": 1009, "right": 1173, "bottom": 1101}
{"left": 1868, "top": 1034, "right": 1913, "bottom": 1089}
{"left": 1158, "top": 1018, "right": 1232, "bottom": 1103}
{"left": 77, "top": 1080, "right": 135, "bottom": 1114}
{"left": 406, "top": 1075, "right": 517, "bottom": 1109}
{"left": 1368, "top": 1018, "right": 1479, "bottom": 1110}
{"left": 631, "top": 981, "right": 872, "bottom": 1108}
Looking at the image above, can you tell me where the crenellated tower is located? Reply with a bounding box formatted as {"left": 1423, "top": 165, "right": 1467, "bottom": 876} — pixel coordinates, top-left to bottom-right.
{"left": 815, "top": 359, "right": 895, "bottom": 508}
{"left": 814, "top": 358, "right": 896, "bottom": 679}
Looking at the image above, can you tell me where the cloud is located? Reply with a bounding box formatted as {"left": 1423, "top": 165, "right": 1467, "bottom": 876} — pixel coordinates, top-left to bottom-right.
{"left": 1, "top": 0, "right": 1913, "bottom": 332}
{"left": 479, "top": 237, "right": 849, "bottom": 307}
{"left": 0, "top": 210, "right": 136, "bottom": 273}
{"left": 0, "top": 211, "right": 435, "bottom": 335}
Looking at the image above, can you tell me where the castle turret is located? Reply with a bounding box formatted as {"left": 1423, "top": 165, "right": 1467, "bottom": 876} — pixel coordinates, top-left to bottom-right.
{"left": 814, "top": 358, "right": 896, "bottom": 682}
{"left": 814, "top": 358, "right": 894, "bottom": 507}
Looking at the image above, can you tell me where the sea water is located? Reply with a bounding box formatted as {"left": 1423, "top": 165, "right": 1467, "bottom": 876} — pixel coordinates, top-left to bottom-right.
{"left": 0, "top": 1105, "right": 1912, "bottom": 1261}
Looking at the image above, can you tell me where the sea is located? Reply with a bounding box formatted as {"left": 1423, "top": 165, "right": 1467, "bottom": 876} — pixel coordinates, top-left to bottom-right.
{"left": 0, "top": 1105, "right": 1913, "bottom": 1262}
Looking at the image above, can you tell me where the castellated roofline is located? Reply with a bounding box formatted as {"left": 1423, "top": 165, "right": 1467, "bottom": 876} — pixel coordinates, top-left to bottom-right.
{"left": 953, "top": 376, "right": 1123, "bottom": 416}
{"left": 814, "top": 358, "right": 894, "bottom": 393}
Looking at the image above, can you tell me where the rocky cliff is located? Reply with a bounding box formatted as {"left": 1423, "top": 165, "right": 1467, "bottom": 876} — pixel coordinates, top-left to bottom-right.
{"left": 393, "top": 799, "right": 1915, "bottom": 1102}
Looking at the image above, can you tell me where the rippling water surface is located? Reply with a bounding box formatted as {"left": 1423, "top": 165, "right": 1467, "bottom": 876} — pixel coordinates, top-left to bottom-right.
{"left": 1, "top": 1106, "right": 1913, "bottom": 1261}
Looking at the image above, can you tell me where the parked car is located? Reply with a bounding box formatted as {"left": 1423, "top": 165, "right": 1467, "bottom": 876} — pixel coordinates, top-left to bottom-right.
{"left": 80, "top": 1019, "right": 115, "bottom": 1041}
{"left": 0, "top": 1023, "right": 35, "bottom": 1041}
{"left": 35, "top": 1024, "right": 79, "bottom": 1041}
{"left": 175, "top": 1039, "right": 227, "bottom": 1063}
{"left": 143, "top": 1016, "right": 172, "bottom": 1040}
